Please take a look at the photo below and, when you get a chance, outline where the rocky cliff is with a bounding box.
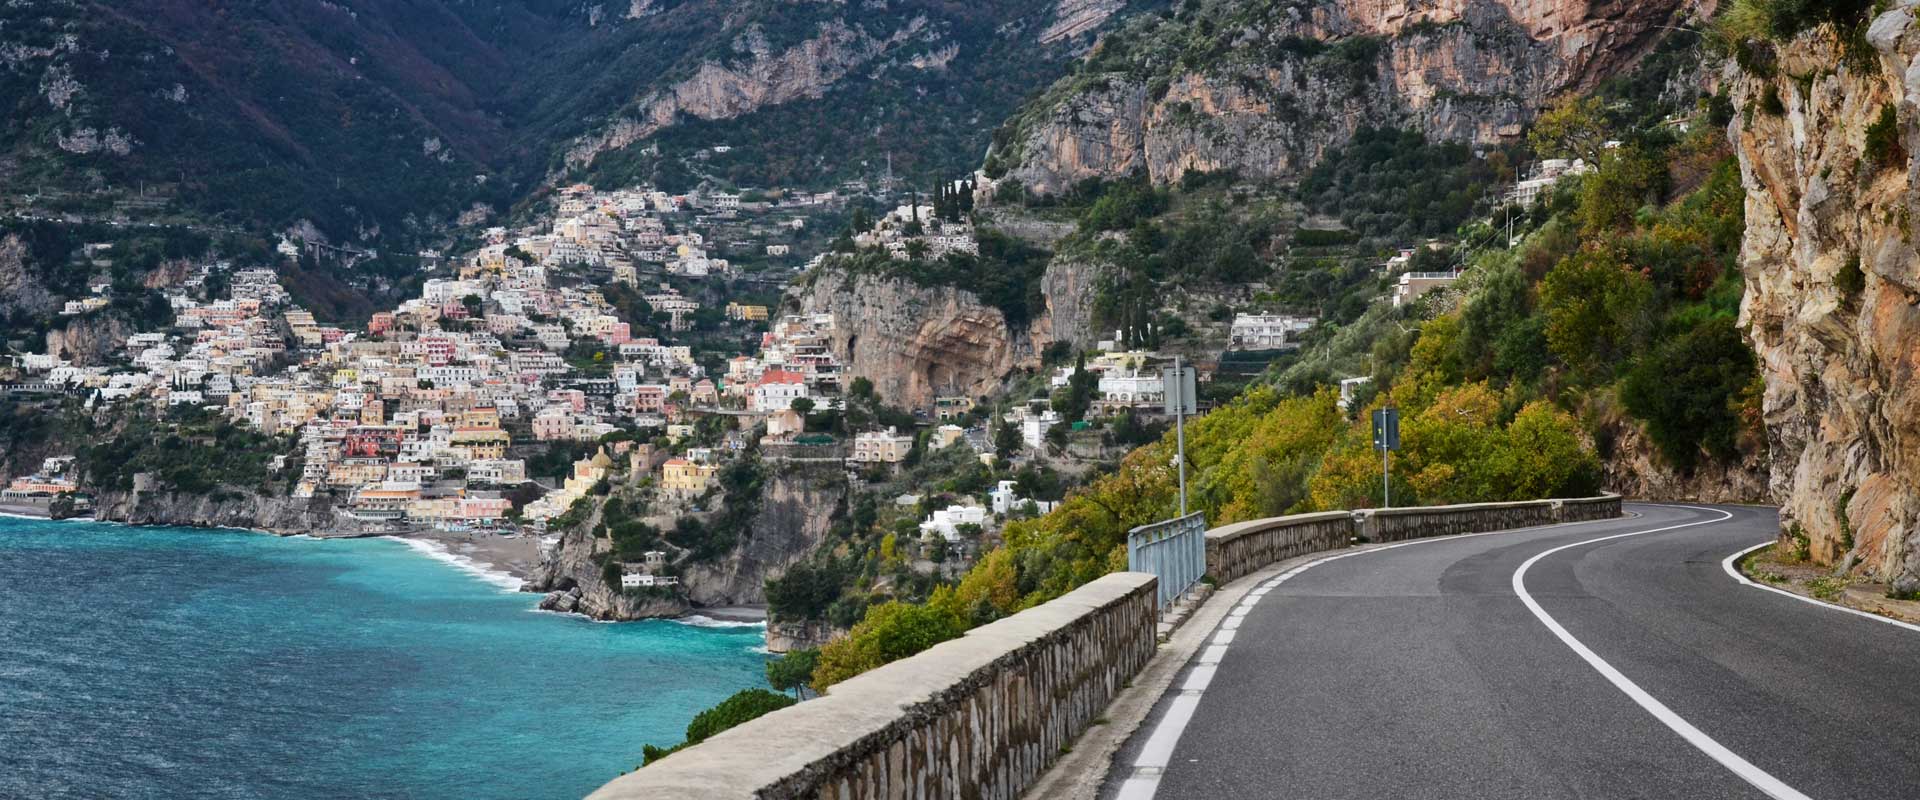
[1730,6,1920,592]
[995,0,1693,194]
[791,268,1045,409]
[90,485,338,534]
[1598,417,1770,504]
[679,464,845,607]
[564,18,933,167]
[526,465,846,620]
[46,314,135,367]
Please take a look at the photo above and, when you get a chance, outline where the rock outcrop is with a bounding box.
[525,465,846,621]
[90,484,338,533]
[1730,7,1920,590]
[998,0,1691,194]
[565,19,932,167]
[0,234,56,318]
[791,269,1045,409]
[46,313,134,367]
[765,620,847,653]
[1599,420,1770,504]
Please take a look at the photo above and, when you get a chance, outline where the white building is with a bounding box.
[1229,313,1316,350]
[989,480,1059,516]
[920,504,988,542]
[1022,409,1061,451]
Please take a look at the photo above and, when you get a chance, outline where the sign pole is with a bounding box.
[1174,355,1187,517]
[1372,407,1398,509]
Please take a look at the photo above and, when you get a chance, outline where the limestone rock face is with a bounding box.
[566,18,929,167]
[1042,0,1127,43]
[90,487,337,534]
[678,465,844,607]
[1731,8,1920,589]
[46,314,134,367]
[1002,0,1689,194]
[525,466,845,620]
[791,269,1040,409]
[0,235,55,319]
[765,619,847,653]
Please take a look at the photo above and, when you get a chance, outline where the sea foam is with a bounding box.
[385,536,524,592]
[676,614,767,629]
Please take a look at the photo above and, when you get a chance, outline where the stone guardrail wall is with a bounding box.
[590,572,1159,800]
[1205,495,1622,583]
[1205,511,1354,585]
[590,495,1620,799]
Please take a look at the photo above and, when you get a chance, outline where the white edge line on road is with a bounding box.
[1114,508,1649,800]
[1512,505,1814,800]
[1721,541,1920,634]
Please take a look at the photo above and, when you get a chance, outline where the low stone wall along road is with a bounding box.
[1106,504,1920,800]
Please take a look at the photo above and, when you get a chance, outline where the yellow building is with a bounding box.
[725,302,769,322]
[450,428,511,461]
[661,458,719,496]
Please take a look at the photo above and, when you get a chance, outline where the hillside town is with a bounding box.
[2,179,1228,592]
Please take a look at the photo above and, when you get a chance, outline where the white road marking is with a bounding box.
[1721,541,1920,634]
[1513,505,1814,800]
[1115,507,1650,800]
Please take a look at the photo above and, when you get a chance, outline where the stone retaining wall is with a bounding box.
[1204,494,1622,579]
[1204,511,1353,585]
[590,572,1159,800]
[1556,494,1622,524]
[1354,500,1563,543]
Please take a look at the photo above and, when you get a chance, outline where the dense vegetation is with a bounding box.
[75,407,293,497]
[1298,127,1515,240]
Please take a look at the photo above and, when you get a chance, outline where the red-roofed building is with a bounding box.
[750,369,808,413]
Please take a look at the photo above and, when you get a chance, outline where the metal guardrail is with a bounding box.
[1128,512,1207,609]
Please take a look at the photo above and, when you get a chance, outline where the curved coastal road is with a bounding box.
[1106,504,1920,800]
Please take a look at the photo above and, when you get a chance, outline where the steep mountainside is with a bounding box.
[1730,5,1920,592]
[0,0,535,237]
[987,0,1694,194]
[1,0,1144,242]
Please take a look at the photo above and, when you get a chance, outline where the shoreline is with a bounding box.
[0,512,769,627]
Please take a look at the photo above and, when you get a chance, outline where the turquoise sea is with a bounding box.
[0,517,767,800]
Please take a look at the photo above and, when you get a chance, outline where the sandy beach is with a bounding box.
[390,529,547,589]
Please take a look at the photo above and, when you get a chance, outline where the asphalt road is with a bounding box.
[1105,504,1920,800]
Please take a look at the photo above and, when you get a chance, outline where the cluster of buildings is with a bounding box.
[853,202,979,260]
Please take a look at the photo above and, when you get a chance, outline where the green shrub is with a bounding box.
[1759,85,1786,116]
[641,689,797,765]
[1864,105,1904,172]
[1619,318,1757,471]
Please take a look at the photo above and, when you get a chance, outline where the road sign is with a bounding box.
[1372,407,1399,508]
[1162,366,1197,416]
[1372,408,1400,451]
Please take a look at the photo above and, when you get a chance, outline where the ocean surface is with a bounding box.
[0,517,767,800]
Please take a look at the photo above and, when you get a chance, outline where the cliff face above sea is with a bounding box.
[995,0,1693,194]
[526,465,845,621]
[1730,7,1920,591]
[89,485,337,534]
